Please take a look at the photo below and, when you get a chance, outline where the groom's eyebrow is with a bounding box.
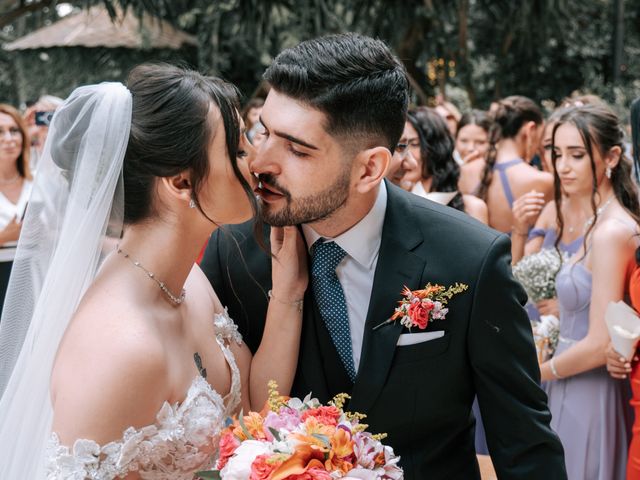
[260,116,319,150]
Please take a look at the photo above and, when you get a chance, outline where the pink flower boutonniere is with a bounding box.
[374,282,469,331]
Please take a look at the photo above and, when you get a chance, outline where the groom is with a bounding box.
[201,33,566,479]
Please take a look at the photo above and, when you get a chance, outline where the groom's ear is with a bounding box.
[354,146,391,194]
[159,172,192,206]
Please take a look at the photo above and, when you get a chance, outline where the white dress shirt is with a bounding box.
[302,182,387,372]
[0,180,32,263]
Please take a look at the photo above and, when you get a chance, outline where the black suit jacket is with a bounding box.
[201,181,566,480]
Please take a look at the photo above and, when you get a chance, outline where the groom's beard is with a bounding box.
[258,170,351,227]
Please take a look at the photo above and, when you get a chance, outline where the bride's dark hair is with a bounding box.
[123,63,256,225]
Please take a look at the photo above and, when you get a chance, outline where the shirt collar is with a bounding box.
[302,181,387,269]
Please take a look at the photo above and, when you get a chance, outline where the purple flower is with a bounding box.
[262,407,302,440]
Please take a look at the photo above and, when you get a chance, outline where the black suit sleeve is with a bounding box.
[468,234,567,478]
[200,223,272,354]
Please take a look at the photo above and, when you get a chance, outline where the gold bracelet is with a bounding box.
[268,290,304,313]
[550,357,564,379]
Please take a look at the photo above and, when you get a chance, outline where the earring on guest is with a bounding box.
[605,166,612,179]
[189,198,196,209]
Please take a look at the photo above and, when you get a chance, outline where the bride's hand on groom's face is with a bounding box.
[270,226,308,301]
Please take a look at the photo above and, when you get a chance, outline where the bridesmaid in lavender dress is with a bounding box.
[539,105,640,480]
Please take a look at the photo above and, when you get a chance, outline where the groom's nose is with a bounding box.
[249,135,281,176]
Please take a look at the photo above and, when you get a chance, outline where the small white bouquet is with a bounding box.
[513,248,564,361]
[532,315,560,363]
[512,248,563,303]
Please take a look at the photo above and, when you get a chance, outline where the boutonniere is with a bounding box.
[373,282,469,331]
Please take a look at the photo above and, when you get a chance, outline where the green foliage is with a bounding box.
[2,0,639,112]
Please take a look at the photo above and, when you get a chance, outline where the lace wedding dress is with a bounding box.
[45,310,242,480]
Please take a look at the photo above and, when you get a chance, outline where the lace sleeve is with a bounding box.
[213,308,243,345]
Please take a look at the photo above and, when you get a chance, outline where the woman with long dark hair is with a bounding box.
[0,64,307,478]
[405,107,488,223]
[542,104,638,480]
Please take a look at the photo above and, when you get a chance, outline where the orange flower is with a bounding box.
[245,411,268,440]
[412,285,443,299]
[301,406,341,426]
[270,444,326,480]
[231,411,268,441]
[325,428,355,473]
[303,416,336,437]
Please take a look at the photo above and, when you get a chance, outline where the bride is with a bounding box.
[0,64,307,478]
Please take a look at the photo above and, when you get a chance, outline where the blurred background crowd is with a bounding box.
[3,1,640,479]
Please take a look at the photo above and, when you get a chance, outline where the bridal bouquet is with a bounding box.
[513,248,564,361]
[198,382,403,480]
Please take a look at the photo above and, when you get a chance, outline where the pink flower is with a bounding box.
[216,431,240,470]
[301,406,341,426]
[263,407,302,440]
[250,453,282,480]
[430,301,448,320]
[287,467,333,480]
[407,301,429,329]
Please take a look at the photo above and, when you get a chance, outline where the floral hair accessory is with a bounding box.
[373,282,468,331]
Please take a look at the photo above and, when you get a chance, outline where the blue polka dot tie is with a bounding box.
[311,240,356,382]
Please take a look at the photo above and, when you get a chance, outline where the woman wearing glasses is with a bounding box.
[403,107,488,224]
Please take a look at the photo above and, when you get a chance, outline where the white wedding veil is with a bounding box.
[0,82,132,477]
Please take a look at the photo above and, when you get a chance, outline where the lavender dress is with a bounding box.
[546,261,632,480]
[524,228,583,322]
[475,228,582,455]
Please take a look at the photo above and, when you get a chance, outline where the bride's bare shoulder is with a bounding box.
[50,281,171,446]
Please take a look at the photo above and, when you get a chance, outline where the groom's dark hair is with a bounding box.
[263,33,409,152]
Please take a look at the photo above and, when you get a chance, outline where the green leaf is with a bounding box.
[195,471,221,480]
[238,411,254,440]
[268,426,281,442]
[311,433,330,446]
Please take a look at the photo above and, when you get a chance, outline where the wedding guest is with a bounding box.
[0,104,32,314]
[605,96,640,479]
[457,110,493,194]
[23,95,63,171]
[476,96,554,234]
[404,107,488,223]
[541,104,638,480]
[242,97,264,143]
[434,97,461,137]
[385,130,419,191]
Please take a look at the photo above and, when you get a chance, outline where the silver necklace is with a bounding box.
[566,195,615,234]
[583,195,615,232]
[116,246,186,306]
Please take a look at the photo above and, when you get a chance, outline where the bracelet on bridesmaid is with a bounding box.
[268,290,304,313]
[550,357,564,379]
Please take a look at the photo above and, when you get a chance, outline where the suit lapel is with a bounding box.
[350,182,426,413]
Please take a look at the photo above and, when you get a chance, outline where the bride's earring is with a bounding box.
[189,198,196,209]
[605,166,612,179]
